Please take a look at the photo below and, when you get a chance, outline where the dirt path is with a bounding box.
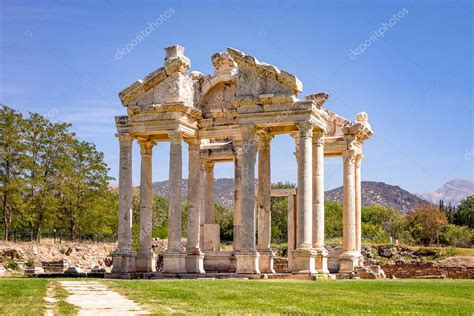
[59,280,147,315]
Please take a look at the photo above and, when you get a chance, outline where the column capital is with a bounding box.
[256,129,274,148]
[242,126,257,141]
[203,160,214,173]
[116,133,133,147]
[312,129,325,146]
[297,121,314,138]
[168,131,183,144]
[138,140,155,156]
[355,153,363,166]
[186,138,201,151]
[343,149,357,166]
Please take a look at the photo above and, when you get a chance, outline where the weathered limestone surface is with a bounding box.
[257,130,275,273]
[136,140,156,272]
[112,45,373,276]
[163,131,186,273]
[312,130,329,274]
[186,139,204,273]
[112,134,135,273]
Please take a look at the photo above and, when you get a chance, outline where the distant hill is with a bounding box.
[325,181,430,213]
[421,179,474,206]
[150,179,429,213]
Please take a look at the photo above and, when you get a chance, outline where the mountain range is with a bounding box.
[419,179,474,206]
[149,178,472,213]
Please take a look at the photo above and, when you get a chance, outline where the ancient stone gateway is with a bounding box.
[112,45,373,276]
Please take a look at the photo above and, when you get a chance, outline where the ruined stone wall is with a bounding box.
[382,262,474,279]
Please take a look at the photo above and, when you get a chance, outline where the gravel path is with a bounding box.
[59,280,147,315]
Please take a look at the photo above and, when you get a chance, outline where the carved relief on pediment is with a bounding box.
[200,81,237,118]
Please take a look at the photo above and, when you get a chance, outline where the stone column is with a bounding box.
[287,193,297,272]
[355,153,363,266]
[185,139,205,273]
[233,141,243,252]
[162,131,186,273]
[312,130,329,274]
[236,127,260,274]
[292,122,316,274]
[202,161,220,251]
[340,149,358,273]
[135,140,156,272]
[256,130,275,273]
[112,133,136,273]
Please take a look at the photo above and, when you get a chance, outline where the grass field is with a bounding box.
[109,279,474,315]
[0,278,47,315]
[0,278,473,315]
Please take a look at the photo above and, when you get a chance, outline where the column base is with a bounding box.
[314,247,330,274]
[291,248,317,274]
[356,252,364,267]
[235,250,260,274]
[162,252,186,273]
[339,251,358,273]
[112,250,136,273]
[202,224,220,251]
[257,249,275,273]
[185,252,205,273]
[135,251,156,272]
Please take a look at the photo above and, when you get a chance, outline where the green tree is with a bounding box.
[270,182,295,243]
[56,139,113,239]
[0,105,28,240]
[454,195,474,228]
[405,205,448,245]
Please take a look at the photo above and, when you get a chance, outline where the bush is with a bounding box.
[5,259,19,271]
[440,224,473,247]
[405,205,448,245]
[362,223,389,243]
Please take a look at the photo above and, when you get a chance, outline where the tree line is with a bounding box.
[0,105,117,241]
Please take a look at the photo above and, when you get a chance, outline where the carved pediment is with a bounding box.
[118,45,193,108]
[227,47,302,105]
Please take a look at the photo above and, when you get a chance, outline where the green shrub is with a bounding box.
[440,224,473,247]
[362,223,389,243]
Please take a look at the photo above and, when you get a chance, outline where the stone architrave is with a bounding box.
[162,131,186,273]
[256,130,275,273]
[292,122,316,274]
[312,130,329,274]
[112,133,136,273]
[235,127,260,274]
[135,140,156,272]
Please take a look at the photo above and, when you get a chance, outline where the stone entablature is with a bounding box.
[112,45,373,276]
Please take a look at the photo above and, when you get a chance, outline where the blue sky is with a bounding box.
[1,0,472,193]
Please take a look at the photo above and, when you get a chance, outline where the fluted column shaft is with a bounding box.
[233,142,243,252]
[117,134,133,253]
[240,127,257,252]
[138,140,155,256]
[343,149,357,254]
[355,154,362,254]
[296,122,313,250]
[204,162,215,224]
[186,140,202,254]
[257,131,272,251]
[167,132,184,253]
[312,131,325,249]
